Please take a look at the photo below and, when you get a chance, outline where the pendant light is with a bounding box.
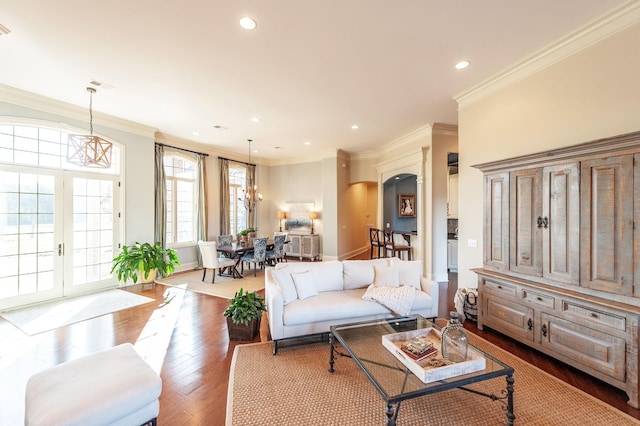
[67,87,113,168]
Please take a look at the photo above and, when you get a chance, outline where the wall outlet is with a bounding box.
[467,239,478,248]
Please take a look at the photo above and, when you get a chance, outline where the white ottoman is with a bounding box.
[25,343,162,426]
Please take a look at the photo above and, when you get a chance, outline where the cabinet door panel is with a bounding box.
[543,163,580,285]
[540,313,625,382]
[482,294,534,342]
[510,169,542,276]
[580,156,633,295]
[484,173,510,271]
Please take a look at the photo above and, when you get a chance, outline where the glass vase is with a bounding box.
[441,311,468,363]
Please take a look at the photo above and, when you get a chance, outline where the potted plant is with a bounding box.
[223,288,267,340]
[239,227,257,242]
[111,241,180,284]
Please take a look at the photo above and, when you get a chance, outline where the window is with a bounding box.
[164,155,196,244]
[229,163,248,235]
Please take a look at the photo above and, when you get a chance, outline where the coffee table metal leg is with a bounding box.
[505,374,515,425]
[328,333,335,373]
[385,403,397,426]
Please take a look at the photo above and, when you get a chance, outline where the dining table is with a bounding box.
[216,239,280,279]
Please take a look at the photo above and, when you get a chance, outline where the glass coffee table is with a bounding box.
[328,315,515,425]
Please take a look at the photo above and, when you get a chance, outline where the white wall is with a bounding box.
[456,20,640,288]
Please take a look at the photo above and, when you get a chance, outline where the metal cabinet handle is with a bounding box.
[527,318,533,330]
[536,297,543,302]
[590,312,599,319]
[541,323,548,337]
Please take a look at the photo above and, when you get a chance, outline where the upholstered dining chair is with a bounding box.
[383,229,412,260]
[216,234,233,258]
[240,237,268,276]
[369,228,383,259]
[266,234,286,265]
[198,241,237,283]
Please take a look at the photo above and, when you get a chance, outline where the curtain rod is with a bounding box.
[155,143,209,157]
[217,156,256,167]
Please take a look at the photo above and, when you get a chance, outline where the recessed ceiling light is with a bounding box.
[251,117,260,123]
[240,17,257,30]
[455,60,470,70]
[0,24,11,36]
[304,141,311,145]
[192,131,200,136]
[351,124,359,130]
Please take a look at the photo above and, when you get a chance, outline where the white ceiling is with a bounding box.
[0,0,626,160]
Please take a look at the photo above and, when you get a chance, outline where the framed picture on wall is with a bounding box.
[398,194,416,217]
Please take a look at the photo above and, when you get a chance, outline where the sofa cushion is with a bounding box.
[390,258,422,290]
[342,259,388,290]
[283,289,393,326]
[291,271,318,300]
[270,269,298,305]
[274,261,343,292]
[373,263,400,287]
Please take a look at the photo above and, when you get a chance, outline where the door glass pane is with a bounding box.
[0,171,56,299]
[71,177,114,286]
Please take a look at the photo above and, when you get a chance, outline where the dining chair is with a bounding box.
[273,231,289,262]
[266,234,286,265]
[240,237,268,276]
[383,229,412,260]
[217,234,233,258]
[369,228,383,259]
[198,240,237,283]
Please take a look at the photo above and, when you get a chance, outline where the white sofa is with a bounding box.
[265,258,439,353]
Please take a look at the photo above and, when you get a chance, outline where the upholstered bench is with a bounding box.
[25,343,162,426]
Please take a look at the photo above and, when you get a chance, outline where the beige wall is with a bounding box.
[457,22,640,288]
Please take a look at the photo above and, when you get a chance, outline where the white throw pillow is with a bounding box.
[271,270,298,305]
[390,258,422,290]
[373,264,400,288]
[291,271,319,300]
[343,259,389,289]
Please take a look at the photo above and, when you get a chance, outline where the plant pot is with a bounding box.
[226,317,260,341]
[138,267,157,284]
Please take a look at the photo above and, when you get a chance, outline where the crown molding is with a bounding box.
[0,84,157,138]
[378,124,433,156]
[455,0,640,107]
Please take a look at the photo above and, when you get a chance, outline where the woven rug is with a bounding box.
[0,289,154,336]
[155,269,264,299]
[227,335,640,425]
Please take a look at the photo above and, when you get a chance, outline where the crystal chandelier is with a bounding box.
[239,139,262,213]
[67,87,113,168]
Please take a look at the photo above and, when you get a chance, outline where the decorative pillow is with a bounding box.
[390,259,422,290]
[343,259,388,289]
[270,270,298,305]
[291,271,318,300]
[373,264,400,288]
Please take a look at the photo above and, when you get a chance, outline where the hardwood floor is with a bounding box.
[1,264,638,425]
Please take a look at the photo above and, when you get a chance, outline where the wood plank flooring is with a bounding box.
[1,265,638,425]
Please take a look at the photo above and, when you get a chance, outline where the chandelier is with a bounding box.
[239,139,262,213]
[67,87,113,168]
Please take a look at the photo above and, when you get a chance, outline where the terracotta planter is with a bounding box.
[226,317,260,341]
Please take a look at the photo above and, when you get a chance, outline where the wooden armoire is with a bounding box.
[473,131,640,408]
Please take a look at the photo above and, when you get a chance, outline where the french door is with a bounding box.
[0,164,120,310]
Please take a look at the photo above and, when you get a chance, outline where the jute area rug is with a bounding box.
[155,268,265,299]
[227,334,640,425]
[0,289,154,336]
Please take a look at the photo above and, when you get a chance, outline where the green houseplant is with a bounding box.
[223,288,267,340]
[111,241,180,284]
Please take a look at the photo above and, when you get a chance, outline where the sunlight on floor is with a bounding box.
[134,285,186,374]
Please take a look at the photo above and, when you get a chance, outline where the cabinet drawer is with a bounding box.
[483,280,517,297]
[540,313,625,382]
[482,294,534,342]
[522,289,554,309]
[562,302,626,332]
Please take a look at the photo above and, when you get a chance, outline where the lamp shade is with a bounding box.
[309,211,319,220]
[277,211,287,220]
